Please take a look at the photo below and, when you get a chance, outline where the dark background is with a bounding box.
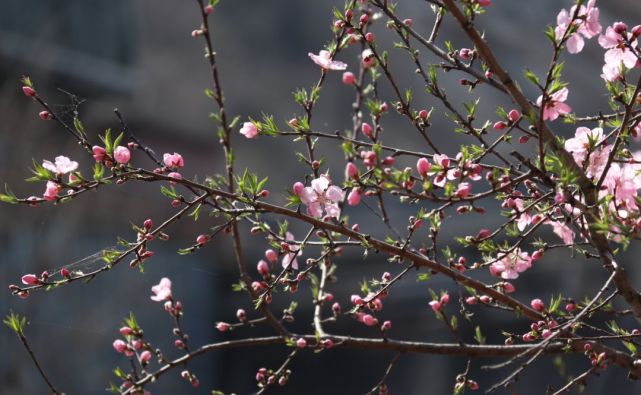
[2,1,641,394]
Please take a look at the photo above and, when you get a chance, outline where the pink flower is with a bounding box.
[163,153,184,169]
[282,232,300,270]
[347,187,362,206]
[42,156,78,175]
[113,146,131,164]
[113,339,127,353]
[530,298,545,312]
[43,181,60,201]
[361,314,378,326]
[536,87,572,121]
[308,50,347,70]
[490,249,533,280]
[361,49,376,68]
[416,157,431,176]
[167,172,182,183]
[120,326,133,336]
[150,278,172,302]
[92,146,106,162]
[342,71,356,85]
[216,322,230,332]
[139,350,152,364]
[455,182,472,199]
[555,0,601,54]
[240,122,259,139]
[296,338,307,348]
[297,175,345,219]
[21,274,39,285]
[265,249,278,264]
[564,127,611,178]
[599,25,638,69]
[22,86,36,97]
[429,300,442,312]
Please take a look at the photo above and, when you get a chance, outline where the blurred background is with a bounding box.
[2,0,641,393]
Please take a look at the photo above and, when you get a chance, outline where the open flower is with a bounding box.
[490,249,533,280]
[150,278,172,302]
[308,50,347,71]
[282,231,300,270]
[42,156,78,175]
[296,175,345,219]
[163,153,184,169]
[536,87,572,121]
[555,0,601,54]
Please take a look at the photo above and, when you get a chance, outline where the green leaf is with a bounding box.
[474,325,486,344]
[3,311,27,336]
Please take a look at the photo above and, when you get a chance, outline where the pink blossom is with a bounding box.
[347,187,361,206]
[297,175,345,219]
[120,326,133,336]
[602,163,639,214]
[361,122,373,138]
[240,122,259,139]
[196,234,209,245]
[167,172,182,183]
[113,339,127,353]
[362,49,376,68]
[490,249,533,280]
[508,109,521,122]
[216,322,230,332]
[39,111,52,120]
[536,87,572,121]
[296,338,307,348]
[361,314,378,326]
[22,86,36,97]
[92,146,106,162]
[360,150,377,168]
[455,182,472,199]
[43,181,60,201]
[281,232,300,270]
[417,157,431,176]
[150,277,172,302]
[113,146,131,164]
[163,153,184,169]
[21,274,39,285]
[564,127,610,178]
[342,71,356,85]
[345,162,359,179]
[308,50,347,71]
[139,350,152,364]
[599,25,638,69]
[265,249,278,264]
[546,220,575,245]
[429,300,442,312]
[555,0,601,54]
[42,156,78,175]
[530,298,545,312]
[257,260,270,276]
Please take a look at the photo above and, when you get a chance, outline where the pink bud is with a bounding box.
[265,249,278,263]
[361,122,373,138]
[351,295,364,305]
[365,32,375,42]
[167,172,182,183]
[322,339,334,349]
[501,282,516,293]
[191,378,200,388]
[477,228,490,239]
[403,18,413,26]
[163,152,184,169]
[120,326,134,336]
[541,329,553,339]
[477,0,491,6]
[293,182,305,196]
[359,14,369,25]
[216,322,230,332]
[468,380,480,390]
[455,182,472,199]
[508,109,521,122]
[418,109,429,120]
[530,298,545,312]
[92,146,106,162]
[139,350,152,364]
[22,86,36,97]
[632,25,641,38]
[196,234,209,245]
[531,249,544,261]
[519,136,529,144]
[239,122,259,139]
[21,274,39,285]
[459,48,472,60]
[323,293,334,302]
[132,339,143,350]
[479,295,491,304]
[112,339,127,353]
[379,102,388,112]
[361,314,377,326]
[494,121,507,130]
[429,300,442,312]
[416,157,431,176]
[439,293,450,305]
[345,162,359,180]
[257,260,270,276]
[565,303,576,312]
[613,22,628,34]
[381,320,392,331]
[39,111,52,120]
[465,296,478,305]
[296,338,307,348]
[113,146,131,164]
[191,29,203,37]
[236,309,246,321]
[60,267,71,279]
[332,302,341,314]
[347,187,362,206]
[342,71,356,85]
[143,219,153,230]
[204,4,214,14]
[485,70,494,79]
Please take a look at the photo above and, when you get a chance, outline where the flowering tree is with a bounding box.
[5,0,641,393]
